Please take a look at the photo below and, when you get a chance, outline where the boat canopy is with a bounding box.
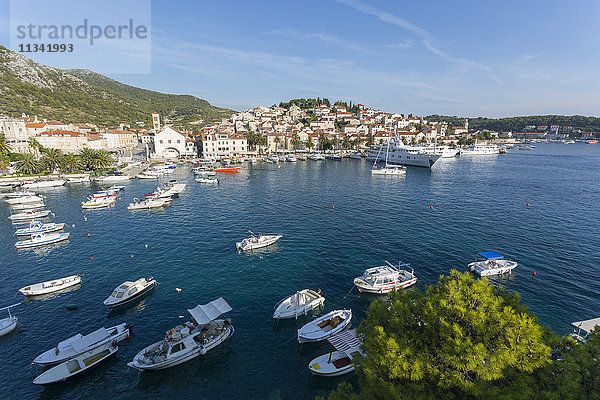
[571,317,600,333]
[188,297,232,325]
[478,251,504,260]
[327,329,362,353]
[70,328,109,352]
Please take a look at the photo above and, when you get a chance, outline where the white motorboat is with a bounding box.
[15,220,65,236]
[33,341,117,385]
[155,182,186,198]
[81,196,115,209]
[15,232,70,249]
[23,179,66,189]
[367,143,440,168]
[0,190,35,198]
[108,185,126,192]
[11,201,45,210]
[468,251,517,276]
[5,195,44,204]
[9,209,51,220]
[19,274,81,296]
[308,153,326,161]
[268,155,279,163]
[353,262,418,294]
[195,177,218,184]
[236,231,282,251]
[97,174,131,183]
[286,155,297,162]
[371,165,406,175]
[33,322,132,367]
[66,176,91,183]
[308,329,364,377]
[136,173,159,180]
[273,289,325,319]
[127,297,233,371]
[297,309,352,343]
[103,277,156,308]
[127,197,169,210]
[460,140,499,155]
[0,303,20,337]
[194,169,217,176]
[569,317,600,343]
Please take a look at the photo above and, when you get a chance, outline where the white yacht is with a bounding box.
[460,141,499,155]
[418,145,460,158]
[468,251,517,276]
[308,153,326,161]
[104,277,156,308]
[9,209,51,220]
[353,262,417,294]
[23,179,66,189]
[5,195,44,204]
[81,196,115,209]
[127,197,169,210]
[367,143,440,168]
[127,298,233,371]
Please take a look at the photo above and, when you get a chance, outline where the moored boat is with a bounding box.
[33,322,132,367]
[136,173,159,180]
[468,251,517,276]
[19,274,81,296]
[308,329,364,377]
[15,232,70,249]
[297,309,352,343]
[236,231,282,251]
[66,176,91,183]
[127,297,233,371]
[11,201,45,210]
[196,177,219,184]
[81,196,115,209]
[127,197,169,210]
[23,179,66,189]
[8,209,52,221]
[353,262,417,294]
[103,277,156,308]
[5,195,44,205]
[273,289,325,319]
[215,166,240,173]
[15,220,65,236]
[0,303,20,337]
[33,342,118,385]
[97,174,131,183]
[569,317,600,343]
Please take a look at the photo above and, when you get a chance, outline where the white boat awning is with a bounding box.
[188,297,232,325]
[327,329,362,353]
[571,317,600,333]
[71,328,109,352]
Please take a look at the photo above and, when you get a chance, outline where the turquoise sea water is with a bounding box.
[0,143,599,399]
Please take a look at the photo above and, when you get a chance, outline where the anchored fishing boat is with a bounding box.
[15,220,65,236]
[127,197,169,210]
[468,251,518,276]
[33,322,132,367]
[308,329,364,377]
[9,209,51,221]
[33,341,118,385]
[127,297,233,371]
[81,196,115,209]
[273,289,325,319]
[19,274,81,296]
[15,232,70,249]
[297,309,352,343]
[236,231,282,251]
[5,195,44,205]
[353,262,418,294]
[103,277,156,308]
[11,201,45,210]
[0,303,20,337]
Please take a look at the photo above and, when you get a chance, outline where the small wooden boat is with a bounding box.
[19,274,81,296]
[15,232,70,249]
[15,220,65,236]
[0,303,20,337]
[9,209,51,221]
[273,289,325,319]
[215,166,240,173]
[33,322,132,366]
[297,309,352,343]
[236,231,282,251]
[308,329,364,377]
[195,177,218,184]
[33,342,118,385]
[103,277,156,308]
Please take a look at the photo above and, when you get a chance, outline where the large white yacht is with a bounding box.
[418,145,460,158]
[367,143,440,168]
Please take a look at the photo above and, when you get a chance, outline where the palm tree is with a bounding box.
[62,153,82,173]
[93,150,114,171]
[78,148,96,170]
[28,138,43,157]
[291,134,301,152]
[17,153,42,175]
[41,148,63,171]
[318,133,327,152]
[305,137,315,152]
[274,136,282,153]
[0,134,11,157]
[342,137,351,151]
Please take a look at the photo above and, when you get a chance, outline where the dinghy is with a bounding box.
[19,274,81,296]
[15,220,65,236]
[15,232,70,248]
[0,303,20,337]
[297,309,352,343]
[273,289,325,319]
[468,251,518,276]
[127,297,233,371]
[33,342,117,385]
[33,322,132,366]
[103,277,156,308]
[9,209,51,220]
[236,231,282,251]
[308,329,364,377]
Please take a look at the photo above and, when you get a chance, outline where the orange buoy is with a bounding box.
[533,271,537,276]
[332,205,335,209]
[87,233,91,238]
[430,205,433,209]
[91,257,94,261]
[527,203,530,207]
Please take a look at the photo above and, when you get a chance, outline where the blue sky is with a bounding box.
[1,0,600,117]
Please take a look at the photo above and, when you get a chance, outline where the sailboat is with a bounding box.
[371,137,406,175]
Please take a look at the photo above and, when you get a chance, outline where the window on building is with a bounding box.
[159,140,163,144]
[168,140,171,144]
[177,140,180,143]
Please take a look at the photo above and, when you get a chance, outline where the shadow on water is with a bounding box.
[107,293,155,320]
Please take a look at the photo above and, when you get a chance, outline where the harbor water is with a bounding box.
[0,143,599,399]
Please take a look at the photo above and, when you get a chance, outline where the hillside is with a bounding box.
[0,46,232,127]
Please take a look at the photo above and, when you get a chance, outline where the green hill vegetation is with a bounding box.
[0,46,232,127]
[427,114,600,133]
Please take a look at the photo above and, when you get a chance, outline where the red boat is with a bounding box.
[215,167,240,173]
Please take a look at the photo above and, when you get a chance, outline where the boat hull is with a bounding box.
[19,275,81,296]
[354,277,417,294]
[309,351,356,377]
[0,317,18,337]
[297,310,352,343]
[104,281,156,308]
[15,233,70,249]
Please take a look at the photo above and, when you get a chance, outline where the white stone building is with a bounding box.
[202,132,248,159]
[154,126,187,158]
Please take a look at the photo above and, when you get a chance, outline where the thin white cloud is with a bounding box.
[519,51,547,61]
[337,0,502,84]
[264,29,367,53]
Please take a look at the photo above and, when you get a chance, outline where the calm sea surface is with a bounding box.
[1,143,599,399]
